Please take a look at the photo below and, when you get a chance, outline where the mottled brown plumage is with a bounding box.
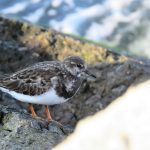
[0,56,96,122]
[0,61,61,95]
[0,56,92,98]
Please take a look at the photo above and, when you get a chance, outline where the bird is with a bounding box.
[0,56,96,122]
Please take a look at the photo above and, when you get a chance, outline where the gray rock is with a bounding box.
[54,80,150,150]
[0,105,67,150]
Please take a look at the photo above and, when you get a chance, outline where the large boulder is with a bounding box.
[54,80,150,150]
[0,104,68,150]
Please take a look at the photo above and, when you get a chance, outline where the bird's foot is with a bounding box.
[46,118,63,128]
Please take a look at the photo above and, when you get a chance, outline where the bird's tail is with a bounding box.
[0,73,10,101]
[0,74,4,87]
[0,73,9,86]
[0,77,3,87]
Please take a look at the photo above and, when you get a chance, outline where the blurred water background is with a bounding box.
[0,0,150,58]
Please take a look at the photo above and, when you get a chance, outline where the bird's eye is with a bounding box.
[77,64,82,68]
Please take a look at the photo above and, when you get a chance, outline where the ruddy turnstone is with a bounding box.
[0,56,96,122]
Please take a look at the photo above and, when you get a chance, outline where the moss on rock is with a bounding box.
[0,16,129,64]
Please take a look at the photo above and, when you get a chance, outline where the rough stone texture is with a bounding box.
[0,15,128,67]
[0,105,68,150]
[1,0,150,58]
[0,16,150,149]
[54,80,150,150]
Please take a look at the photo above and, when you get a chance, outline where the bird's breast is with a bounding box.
[55,78,81,99]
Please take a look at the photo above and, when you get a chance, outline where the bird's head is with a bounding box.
[63,56,96,79]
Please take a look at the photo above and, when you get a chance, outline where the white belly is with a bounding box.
[0,87,67,105]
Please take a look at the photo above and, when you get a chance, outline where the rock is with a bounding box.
[1,1,150,57]
[0,105,68,150]
[0,15,128,66]
[54,80,150,150]
[0,16,150,127]
[0,16,150,149]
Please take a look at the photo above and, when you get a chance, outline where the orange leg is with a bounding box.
[45,105,52,122]
[28,103,37,118]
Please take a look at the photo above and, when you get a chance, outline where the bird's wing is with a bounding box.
[0,61,62,95]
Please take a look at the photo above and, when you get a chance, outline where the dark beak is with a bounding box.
[78,69,96,80]
[84,70,96,79]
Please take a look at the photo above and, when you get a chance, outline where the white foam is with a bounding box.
[51,0,63,8]
[1,2,28,14]
[23,8,44,23]
[49,4,105,34]
[0,87,67,105]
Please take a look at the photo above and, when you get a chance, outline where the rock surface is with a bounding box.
[0,0,150,57]
[0,105,68,150]
[54,80,150,150]
[0,16,150,149]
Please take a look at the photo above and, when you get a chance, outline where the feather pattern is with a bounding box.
[0,56,92,105]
